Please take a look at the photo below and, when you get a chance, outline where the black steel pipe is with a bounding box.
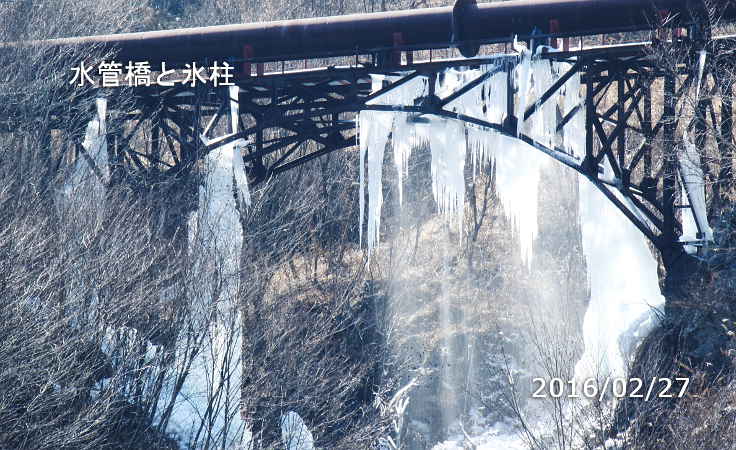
[23,0,736,64]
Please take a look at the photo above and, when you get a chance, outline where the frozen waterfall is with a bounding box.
[574,176,665,382]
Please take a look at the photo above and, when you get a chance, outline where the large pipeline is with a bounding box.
[16,0,736,64]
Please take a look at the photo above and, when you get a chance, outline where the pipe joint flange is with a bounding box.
[452,0,479,58]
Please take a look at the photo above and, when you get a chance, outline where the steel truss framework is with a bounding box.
[72,37,734,258]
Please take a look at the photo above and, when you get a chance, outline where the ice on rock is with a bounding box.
[385,76,429,206]
[515,49,533,137]
[574,176,665,382]
[281,411,315,450]
[696,50,707,101]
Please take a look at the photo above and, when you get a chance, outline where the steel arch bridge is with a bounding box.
[5,0,736,282]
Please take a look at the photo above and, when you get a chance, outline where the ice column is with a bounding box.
[173,86,250,448]
[61,97,109,222]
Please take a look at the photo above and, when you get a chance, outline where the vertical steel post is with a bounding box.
[718,75,734,206]
[643,76,652,178]
[662,73,677,246]
[585,68,595,177]
[618,69,626,170]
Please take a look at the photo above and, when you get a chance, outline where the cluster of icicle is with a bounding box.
[357,48,669,389]
[358,47,584,267]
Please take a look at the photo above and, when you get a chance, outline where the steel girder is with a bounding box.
[52,37,733,254]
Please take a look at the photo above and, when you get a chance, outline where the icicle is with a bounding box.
[367,73,428,107]
[695,50,707,101]
[197,141,244,295]
[491,134,546,267]
[358,112,365,247]
[529,58,557,148]
[487,67,508,125]
[75,98,109,186]
[175,133,247,446]
[428,118,467,230]
[359,58,555,265]
[515,49,533,137]
[61,97,109,225]
[359,109,392,255]
[228,85,251,208]
[229,85,240,133]
[443,67,486,121]
[388,76,429,206]
[467,65,507,179]
[569,96,664,385]
[392,113,413,206]
[443,65,497,180]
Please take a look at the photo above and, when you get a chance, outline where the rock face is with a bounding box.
[611,247,736,445]
[661,249,734,372]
